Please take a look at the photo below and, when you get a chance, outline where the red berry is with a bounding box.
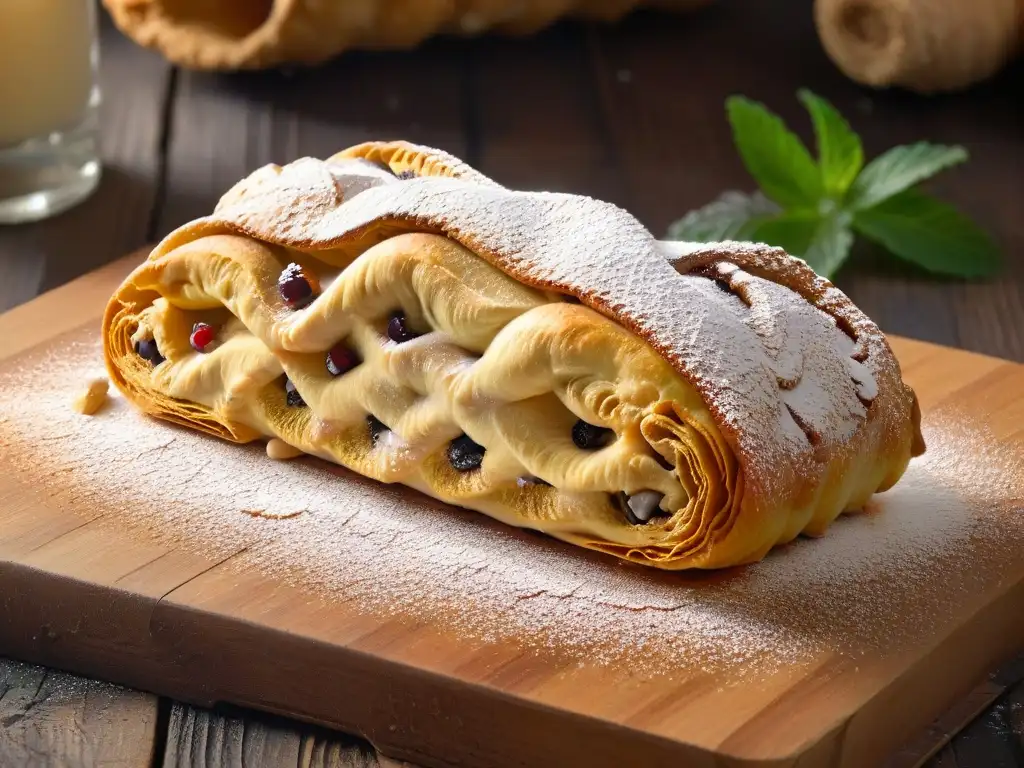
[190,322,216,352]
[326,343,360,376]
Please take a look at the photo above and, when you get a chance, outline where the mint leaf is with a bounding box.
[747,214,818,256]
[726,96,823,209]
[804,216,855,278]
[747,213,854,278]
[665,191,779,242]
[669,91,1000,282]
[797,89,863,198]
[847,143,968,210]
[853,189,1000,277]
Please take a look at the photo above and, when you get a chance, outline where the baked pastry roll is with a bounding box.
[103,141,925,570]
[102,0,713,71]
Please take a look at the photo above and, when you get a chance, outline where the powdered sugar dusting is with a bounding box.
[180,142,917,506]
[1,332,1021,684]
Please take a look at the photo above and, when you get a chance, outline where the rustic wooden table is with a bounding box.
[1,3,1021,766]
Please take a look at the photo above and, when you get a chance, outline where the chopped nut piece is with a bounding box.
[72,377,109,415]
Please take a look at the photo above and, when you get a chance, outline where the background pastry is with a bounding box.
[101,0,713,70]
[815,0,1022,93]
[103,141,925,570]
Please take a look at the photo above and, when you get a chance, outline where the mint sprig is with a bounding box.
[799,89,862,197]
[726,96,823,209]
[665,191,778,242]
[847,143,967,210]
[667,89,1000,279]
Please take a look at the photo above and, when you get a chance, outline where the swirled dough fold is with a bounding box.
[103,141,924,570]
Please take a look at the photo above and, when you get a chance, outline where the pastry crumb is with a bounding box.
[72,377,109,415]
[266,438,304,461]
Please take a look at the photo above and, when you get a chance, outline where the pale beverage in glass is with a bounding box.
[0,0,101,224]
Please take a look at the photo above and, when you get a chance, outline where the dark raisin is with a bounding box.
[572,419,614,450]
[367,415,388,445]
[278,263,319,309]
[397,169,417,180]
[447,435,485,472]
[134,339,164,365]
[326,343,360,376]
[284,377,305,407]
[387,311,419,343]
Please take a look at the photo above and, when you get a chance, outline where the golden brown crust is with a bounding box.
[102,0,714,71]
[204,143,919,501]
[102,141,924,570]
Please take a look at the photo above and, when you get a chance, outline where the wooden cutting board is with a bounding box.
[1,254,1022,768]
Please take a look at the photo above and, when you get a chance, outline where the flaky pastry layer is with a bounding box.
[103,141,924,569]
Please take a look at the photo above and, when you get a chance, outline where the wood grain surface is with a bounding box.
[161,704,413,768]
[0,659,158,768]
[0,258,1022,768]
[0,2,1021,767]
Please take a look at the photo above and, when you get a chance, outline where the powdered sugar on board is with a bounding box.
[1,331,1021,683]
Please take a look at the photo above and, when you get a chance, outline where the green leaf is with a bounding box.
[797,89,863,198]
[804,216,855,278]
[847,142,968,210]
[726,96,824,209]
[665,191,779,242]
[746,213,819,256]
[747,213,854,278]
[853,189,1000,277]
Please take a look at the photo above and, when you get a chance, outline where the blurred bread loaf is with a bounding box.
[103,0,712,71]
[815,0,1023,92]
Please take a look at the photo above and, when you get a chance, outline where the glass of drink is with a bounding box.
[0,0,101,224]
